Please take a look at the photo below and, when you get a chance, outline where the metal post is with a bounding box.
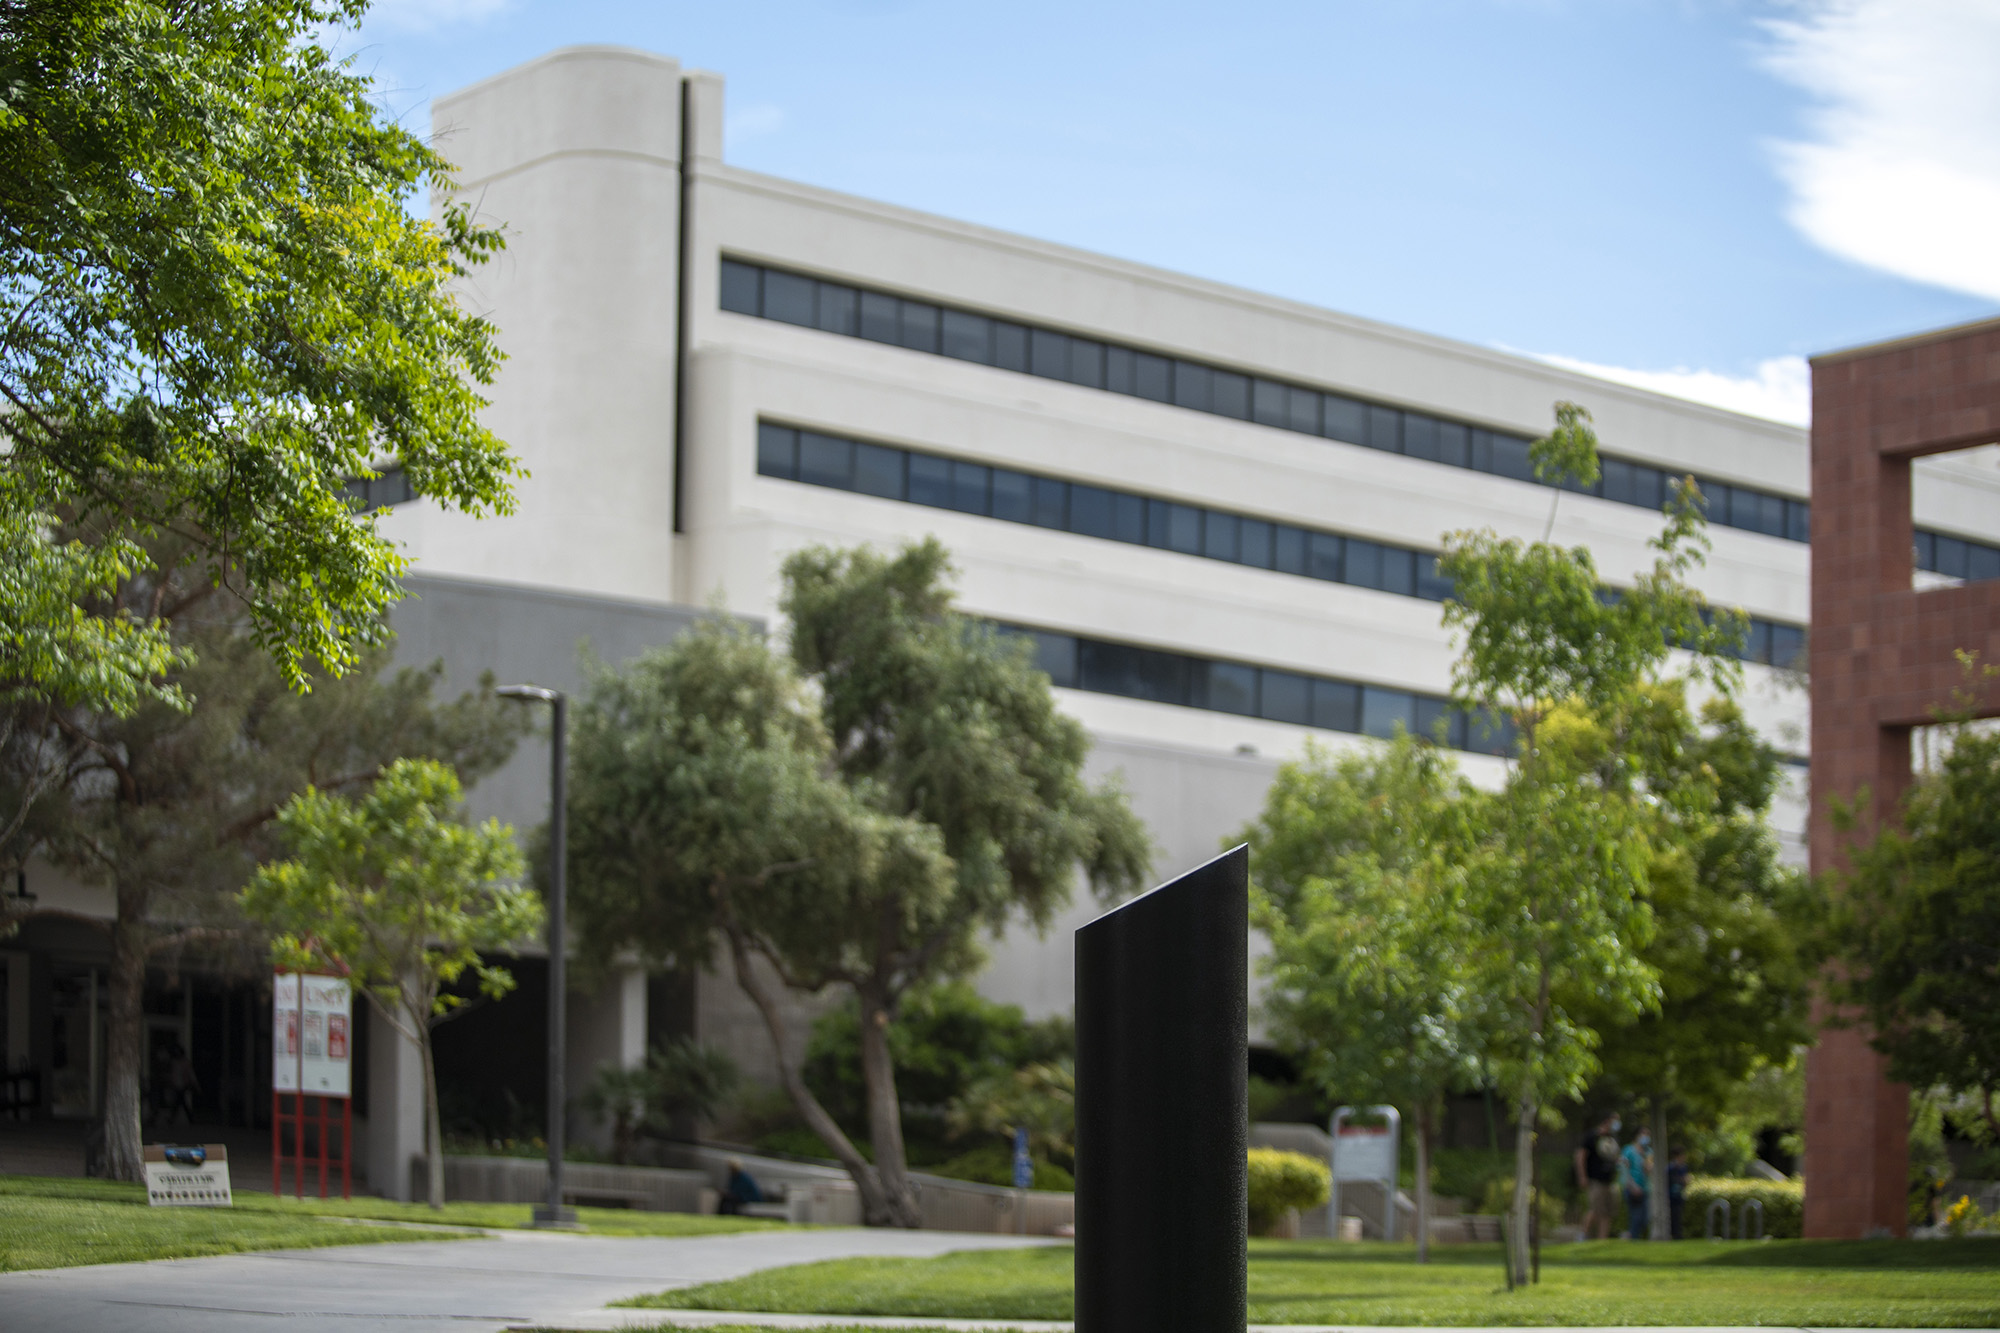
[544,693,570,1226]
[294,975,304,1200]
[499,685,577,1228]
[1075,845,1247,1333]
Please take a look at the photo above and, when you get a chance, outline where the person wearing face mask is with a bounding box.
[1619,1128,1653,1240]
[1575,1113,1622,1240]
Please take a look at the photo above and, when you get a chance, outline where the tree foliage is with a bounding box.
[1438,402,1745,1278]
[0,505,180,721]
[242,758,540,1208]
[1244,733,1486,1260]
[11,551,525,1182]
[1585,698,1813,1153]
[1827,703,2000,1143]
[804,980,1073,1146]
[579,1038,740,1166]
[948,1058,1077,1170]
[563,613,958,1224]
[566,541,1149,1225]
[0,0,518,706]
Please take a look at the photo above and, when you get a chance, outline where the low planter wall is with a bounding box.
[415,1147,1075,1235]
[411,1155,713,1213]
[666,1143,1075,1235]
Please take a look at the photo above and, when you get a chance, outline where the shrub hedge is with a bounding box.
[1684,1176,1803,1239]
[1248,1148,1331,1236]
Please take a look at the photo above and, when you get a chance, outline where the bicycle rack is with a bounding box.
[1741,1198,1764,1241]
[1706,1198,1731,1239]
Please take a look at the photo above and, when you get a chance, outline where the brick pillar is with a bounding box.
[1805,317,2000,1238]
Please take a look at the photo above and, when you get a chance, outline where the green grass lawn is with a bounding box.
[0,1173,778,1272]
[622,1235,2000,1327]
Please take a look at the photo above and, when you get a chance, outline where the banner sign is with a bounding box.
[273,973,352,1098]
[143,1143,233,1207]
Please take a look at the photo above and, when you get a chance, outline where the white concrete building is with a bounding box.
[11,44,2000,1198]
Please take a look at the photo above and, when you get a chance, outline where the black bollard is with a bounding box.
[1075,844,1247,1333]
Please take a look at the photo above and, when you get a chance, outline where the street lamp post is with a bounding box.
[496,684,576,1228]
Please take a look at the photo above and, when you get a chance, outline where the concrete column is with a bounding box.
[422,46,686,604]
[362,1002,425,1201]
[565,966,647,1153]
[1,950,29,1074]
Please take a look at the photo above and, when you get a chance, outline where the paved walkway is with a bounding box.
[2,1225,1977,1333]
[0,1226,1054,1333]
[594,1323,1981,1333]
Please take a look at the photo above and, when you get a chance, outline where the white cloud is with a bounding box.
[1761,0,2000,300]
[1537,353,1811,427]
[726,104,787,151]
[362,0,516,34]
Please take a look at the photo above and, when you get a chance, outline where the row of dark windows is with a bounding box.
[721,258,2000,575]
[992,622,1517,758]
[757,421,1452,600]
[756,420,1808,670]
[341,466,415,511]
[1915,528,2000,584]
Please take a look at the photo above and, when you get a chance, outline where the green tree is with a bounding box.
[0,0,517,708]
[1825,689,2000,1147]
[1440,402,1744,1281]
[778,539,1150,1225]
[566,545,1150,1226]
[580,1038,739,1166]
[0,506,179,719]
[804,980,1073,1153]
[947,1058,1078,1171]
[562,615,957,1225]
[242,758,540,1209]
[1245,733,1488,1261]
[1584,697,1813,1235]
[20,557,525,1182]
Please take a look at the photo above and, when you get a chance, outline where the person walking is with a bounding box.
[1574,1114,1621,1240]
[1619,1128,1653,1240]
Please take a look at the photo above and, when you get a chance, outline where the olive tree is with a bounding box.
[568,542,1150,1226]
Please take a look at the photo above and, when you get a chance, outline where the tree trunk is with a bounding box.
[1509,1093,1536,1286]
[856,983,922,1228]
[1650,1100,1669,1242]
[1414,1101,1433,1265]
[102,903,149,1183]
[723,926,896,1224]
[419,1021,444,1210]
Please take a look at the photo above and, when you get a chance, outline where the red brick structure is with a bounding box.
[1805,317,2000,1238]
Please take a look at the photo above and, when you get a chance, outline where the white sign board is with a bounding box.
[1330,1104,1403,1242]
[273,973,352,1097]
[143,1143,233,1207]
[1332,1126,1396,1181]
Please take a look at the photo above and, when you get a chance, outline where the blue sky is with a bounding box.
[342,0,2000,426]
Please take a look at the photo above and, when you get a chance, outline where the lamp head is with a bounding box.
[495,684,561,704]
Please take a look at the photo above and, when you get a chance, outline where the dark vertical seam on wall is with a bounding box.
[671,77,694,534]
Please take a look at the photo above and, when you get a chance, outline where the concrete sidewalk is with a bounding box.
[587,1321,1983,1333]
[0,1226,1055,1333]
